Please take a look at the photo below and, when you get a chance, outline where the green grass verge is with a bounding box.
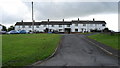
[0,35,2,67]
[2,34,61,66]
[88,33,119,50]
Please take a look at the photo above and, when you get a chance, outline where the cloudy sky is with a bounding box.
[0,0,119,31]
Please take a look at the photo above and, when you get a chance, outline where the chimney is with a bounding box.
[93,18,95,21]
[48,19,49,22]
[63,19,64,22]
[78,18,79,21]
[33,20,35,22]
[21,20,23,22]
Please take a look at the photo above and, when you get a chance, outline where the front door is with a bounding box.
[64,28,71,34]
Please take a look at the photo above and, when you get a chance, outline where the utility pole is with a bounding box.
[48,19,49,32]
[32,2,34,32]
[63,19,65,33]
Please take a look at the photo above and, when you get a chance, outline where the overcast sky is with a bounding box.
[0,0,119,31]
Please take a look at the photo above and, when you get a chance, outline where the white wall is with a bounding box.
[15,23,106,32]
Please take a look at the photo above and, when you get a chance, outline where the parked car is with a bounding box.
[7,30,19,34]
[18,30,28,34]
[0,31,7,34]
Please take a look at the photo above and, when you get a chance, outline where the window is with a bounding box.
[36,25,39,28]
[44,25,46,27]
[90,24,93,26]
[29,25,31,28]
[75,24,78,26]
[83,24,86,26]
[102,24,105,26]
[95,24,97,26]
[75,29,78,32]
[59,29,62,32]
[67,25,70,27]
[22,25,25,28]
[52,25,54,27]
[59,24,62,27]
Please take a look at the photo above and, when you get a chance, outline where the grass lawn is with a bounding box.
[2,34,61,66]
[88,33,119,50]
[0,35,2,67]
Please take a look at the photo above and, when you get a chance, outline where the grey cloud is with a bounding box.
[2,2,118,25]
[2,11,24,24]
[25,2,118,20]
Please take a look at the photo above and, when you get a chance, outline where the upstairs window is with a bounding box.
[83,24,86,26]
[36,25,39,28]
[52,25,54,27]
[29,25,31,28]
[90,24,93,26]
[44,25,46,27]
[59,24,62,27]
[22,25,25,28]
[67,25,70,27]
[75,24,78,26]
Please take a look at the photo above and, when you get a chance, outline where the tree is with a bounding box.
[8,26,15,31]
[103,28,111,32]
[2,26,7,31]
[44,28,49,33]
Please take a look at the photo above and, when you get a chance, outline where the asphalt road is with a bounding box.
[36,34,118,66]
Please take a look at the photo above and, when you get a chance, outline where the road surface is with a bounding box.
[35,34,118,66]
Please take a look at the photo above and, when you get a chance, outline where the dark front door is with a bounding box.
[64,28,71,34]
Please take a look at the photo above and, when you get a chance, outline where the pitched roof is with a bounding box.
[15,22,41,25]
[41,21,71,25]
[15,21,72,25]
[72,20,106,24]
[0,24,3,26]
[15,20,106,25]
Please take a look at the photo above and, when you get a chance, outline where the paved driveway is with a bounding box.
[36,34,118,66]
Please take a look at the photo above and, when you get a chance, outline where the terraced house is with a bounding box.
[15,18,106,33]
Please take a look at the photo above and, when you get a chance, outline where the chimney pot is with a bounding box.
[33,20,35,22]
[78,18,79,21]
[48,19,49,22]
[21,20,23,22]
[93,18,95,21]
